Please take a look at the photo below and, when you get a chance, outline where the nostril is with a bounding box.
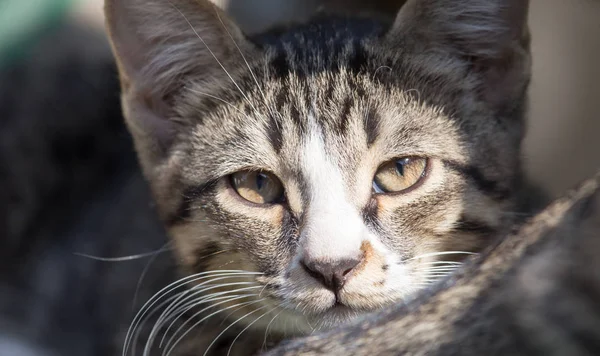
[301,256,363,292]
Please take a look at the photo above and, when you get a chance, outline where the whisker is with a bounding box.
[164,299,266,356]
[74,245,171,262]
[152,295,254,356]
[133,242,173,310]
[160,273,255,318]
[262,306,285,351]
[123,270,261,356]
[227,306,278,356]
[202,303,268,356]
[184,88,254,121]
[130,293,186,356]
[167,1,257,112]
[414,266,462,273]
[158,284,262,344]
[128,275,251,353]
[159,292,260,353]
[218,293,267,327]
[407,251,478,261]
[214,10,276,124]
[415,261,464,266]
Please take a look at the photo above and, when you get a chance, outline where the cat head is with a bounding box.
[106,0,530,333]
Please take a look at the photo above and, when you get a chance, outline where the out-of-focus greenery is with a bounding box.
[0,0,73,67]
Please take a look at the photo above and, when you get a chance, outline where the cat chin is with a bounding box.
[305,304,369,331]
[274,302,376,333]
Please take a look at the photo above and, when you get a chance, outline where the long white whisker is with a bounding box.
[167,1,257,112]
[159,292,259,353]
[153,295,253,356]
[127,272,259,355]
[132,242,173,310]
[158,285,262,346]
[130,292,185,356]
[262,307,284,351]
[133,282,259,356]
[415,261,464,266]
[214,10,275,124]
[227,306,278,356]
[202,303,268,356]
[184,88,254,121]
[74,245,171,262]
[158,279,258,329]
[407,251,478,261]
[414,267,462,272]
[164,299,265,356]
[123,271,261,356]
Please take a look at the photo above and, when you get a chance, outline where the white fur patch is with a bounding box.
[299,113,365,261]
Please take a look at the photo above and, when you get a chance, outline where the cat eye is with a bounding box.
[230,171,285,205]
[373,157,428,194]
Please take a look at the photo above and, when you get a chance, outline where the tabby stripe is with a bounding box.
[192,241,222,273]
[270,51,289,79]
[348,44,367,73]
[266,115,284,153]
[362,198,381,229]
[455,216,497,236]
[337,96,353,134]
[444,160,511,200]
[166,181,218,227]
[364,105,380,147]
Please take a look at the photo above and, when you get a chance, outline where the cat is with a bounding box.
[267,172,600,356]
[104,0,536,355]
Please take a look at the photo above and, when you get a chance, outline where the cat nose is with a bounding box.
[301,257,362,292]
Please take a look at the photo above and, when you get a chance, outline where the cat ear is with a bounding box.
[387,0,530,112]
[104,0,254,168]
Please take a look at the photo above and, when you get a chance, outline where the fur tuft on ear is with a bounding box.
[104,0,255,175]
[388,0,530,113]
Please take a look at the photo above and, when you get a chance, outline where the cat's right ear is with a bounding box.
[104,0,255,169]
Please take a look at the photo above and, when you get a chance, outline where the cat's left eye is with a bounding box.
[373,157,428,194]
[230,170,285,205]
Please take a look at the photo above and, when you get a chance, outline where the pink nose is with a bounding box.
[301,257,362,292]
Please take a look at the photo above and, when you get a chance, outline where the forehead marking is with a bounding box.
[299,112,364,260]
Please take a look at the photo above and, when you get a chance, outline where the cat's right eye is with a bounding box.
[230,171,285,205]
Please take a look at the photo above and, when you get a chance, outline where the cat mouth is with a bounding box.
[306,303,365,330]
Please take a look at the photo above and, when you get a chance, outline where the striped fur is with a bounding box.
[105,0,533,354]
[267,172,600,356]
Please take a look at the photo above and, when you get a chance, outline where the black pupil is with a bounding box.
[395,158,410,176]
[256,173,267,191]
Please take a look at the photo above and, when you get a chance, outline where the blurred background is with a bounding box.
[67,0,600,197]
[0,0,598,355]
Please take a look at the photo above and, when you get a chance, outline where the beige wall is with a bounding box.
[72,0,600,197]
[527,0,600,196]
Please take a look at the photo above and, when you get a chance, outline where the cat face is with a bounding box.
[106,0,530,334]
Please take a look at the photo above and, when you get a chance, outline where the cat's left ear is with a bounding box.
[387,0,530,113]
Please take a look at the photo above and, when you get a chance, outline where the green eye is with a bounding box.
[230,171,285,204]
[373,157,428,194]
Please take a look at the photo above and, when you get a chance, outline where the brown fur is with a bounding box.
[267,171,600,356]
